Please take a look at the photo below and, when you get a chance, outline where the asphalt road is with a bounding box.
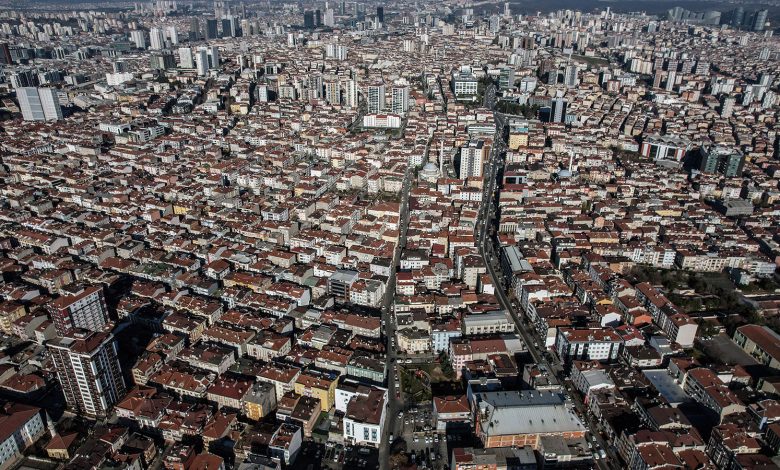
[476,111,619,470]
[377,109,620,469]
[483,83,497,110]
[378,167,412,469]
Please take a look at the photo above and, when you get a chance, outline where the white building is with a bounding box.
[269,423,302,465]
[323,8,335,27]
[367,83,386,113]
[178,47,194,68]
[0,405,45,469]
[564,64,578,87]
[324,80,341,105]
[196,48,209,76]
[431,322,461,354]
[256,84,269,102]
[106,72,134,86]
[664,313,698,349]
[519,76,537,92]
[344,79,358,108]
[452,66,479,100]
[362,113,401,129]
[349,279,385,307]
[17,87,62,122]
[459,139,487,179]
[39,88,62,121]
[343,388,386,447]
[325,44,347,60]
[555,328,623,364]
[149,27,165,50]
[48,331,126,417]
[98,123,131,135]
[391,83,409,115]
[167,25,179,45]
[208,46,220,68]
[130,30,147,49]
[640,134,691,162]
[570,364,615,403]
[48,285,109,335]
[462,310,514,336]
[397,328,431,354]
[335,379,386,413]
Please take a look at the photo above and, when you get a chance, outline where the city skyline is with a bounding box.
[0,1,778,470]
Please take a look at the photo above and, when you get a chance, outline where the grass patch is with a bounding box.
[416,362,455,383]
[399,367,432,403]
[739,277,780,295]
[571,54,609,67]
[630,266,763,336]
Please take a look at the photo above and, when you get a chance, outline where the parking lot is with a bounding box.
[394,406,448,469]
[312,442,379,470]
[293,441,326,470]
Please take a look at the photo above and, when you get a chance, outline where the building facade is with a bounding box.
[48,331,126,417]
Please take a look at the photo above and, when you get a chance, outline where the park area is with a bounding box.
[398,354,458,403]
[630,266,780,337]
[631,267,753,313]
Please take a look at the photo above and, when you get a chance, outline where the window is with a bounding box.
[371,429,378,441]
[648,145,659,160]
[364,428,369,440]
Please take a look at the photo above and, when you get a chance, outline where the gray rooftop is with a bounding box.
[463,310,513,327]
[502,245,525,273]
[643,369,690,406]
[330,269,359,283]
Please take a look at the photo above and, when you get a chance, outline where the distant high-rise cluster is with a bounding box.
[729,7,769,31]
[0,4,779,470]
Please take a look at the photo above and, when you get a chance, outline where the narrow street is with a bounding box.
[378,168,412,469]
[476,111,619,470]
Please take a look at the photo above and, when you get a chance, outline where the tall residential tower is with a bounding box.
[48,331,126,418]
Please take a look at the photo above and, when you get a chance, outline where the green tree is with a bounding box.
[438,350,454,378]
